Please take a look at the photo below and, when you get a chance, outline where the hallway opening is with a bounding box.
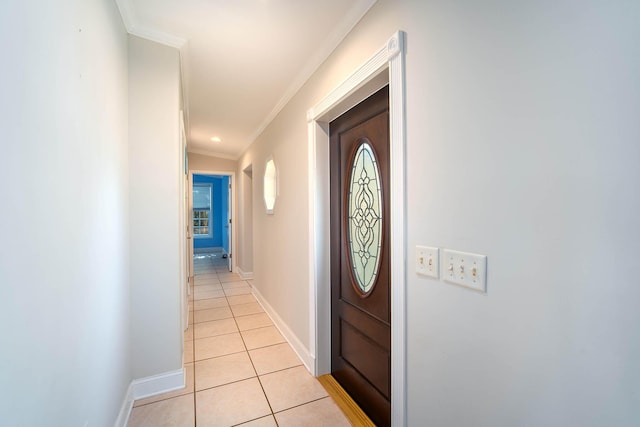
[192,173,232,269]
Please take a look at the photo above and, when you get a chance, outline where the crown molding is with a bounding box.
[115,0,187,48]
[129,25,187,49]
[239,0,378,155]
[187,148,239,161]
[115,0,136,32]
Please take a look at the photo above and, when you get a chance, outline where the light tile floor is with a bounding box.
[128,252,350,427]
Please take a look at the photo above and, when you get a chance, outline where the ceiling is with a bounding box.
[116,0,377,159]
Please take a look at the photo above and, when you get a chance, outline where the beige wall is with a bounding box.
[236,1,399,357]
[188,152,237,172]
[238,0,640,425]
[129,35,182,380]
[238,107,313,349]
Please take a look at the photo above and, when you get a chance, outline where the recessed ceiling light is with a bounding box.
[211,136,222,143]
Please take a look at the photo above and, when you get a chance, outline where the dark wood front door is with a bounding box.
[330,86,390,427]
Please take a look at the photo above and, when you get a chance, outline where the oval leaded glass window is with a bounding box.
[347,140,383,295]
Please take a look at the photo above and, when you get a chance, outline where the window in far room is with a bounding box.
[193,183,212,238]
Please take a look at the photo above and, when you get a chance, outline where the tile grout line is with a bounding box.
[193,349,246,363]
[191,338,290,361]
[191,362,307,395]
[192,256,286,426]
[133,253,328,426]
[271,396,334,416]
[193,255,223,426]
[229,292,280,427]
[256,363,306,378]
[193,260,268,426]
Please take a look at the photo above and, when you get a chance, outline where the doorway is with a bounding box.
[239,164,254,278]
[330,86,390,426]
[188,171,236,276]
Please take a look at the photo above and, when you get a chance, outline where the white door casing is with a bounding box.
[180,111,190,333]
[187,171,194,286]
[189,170,237,273]
[227,179,232,272]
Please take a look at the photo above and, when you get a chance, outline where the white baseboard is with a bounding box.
[237,267,254,280]
[132,368,185,400]
[252,287,314,372]
[114,382,134,427]
[114,368,185,427]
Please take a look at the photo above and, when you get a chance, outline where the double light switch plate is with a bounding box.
[416,246,439,279]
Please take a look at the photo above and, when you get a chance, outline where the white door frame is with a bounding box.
[186,172,194,288]
[307,31,407,425]
[189,170,237,273]
[180,112,190,331]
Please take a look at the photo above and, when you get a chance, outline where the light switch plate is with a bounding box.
[442,249,487,293]
[416,246,439,278]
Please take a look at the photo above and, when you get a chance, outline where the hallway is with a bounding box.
[127,252,350,426]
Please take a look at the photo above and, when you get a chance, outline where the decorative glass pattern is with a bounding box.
[347,141,383,294]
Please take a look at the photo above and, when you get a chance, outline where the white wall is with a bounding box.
[128,35,183,379]
[400,1,640,424]
[238,0,640,425]
[0,0,130,425]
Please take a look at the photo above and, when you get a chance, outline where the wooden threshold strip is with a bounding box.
[318,374,376,427]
